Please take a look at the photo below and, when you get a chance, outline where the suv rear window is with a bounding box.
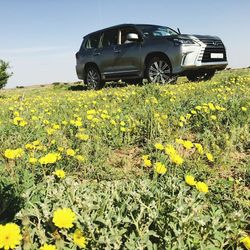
[85,33,100,49]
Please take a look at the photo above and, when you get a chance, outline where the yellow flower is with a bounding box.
[54,169,65,179]
[154,162,167,175]
[19,120,28,127]
[120,127,126,132]
[66,149,75,156]
[120,121,126,126]
[0,223,22,250]
[39,153,59,165]
[142,155,149,160]
[240,235,250,250]
[208,103,215,111]
[57,147,64,152]
[194,143,204,155]
[165,144,177,155]
[182,140,193,150]
[70,120,76,125]
[4,149,16,159]
[53,208,76,229]
[142,155,152,167]
[74,120,83,127]
[144,158,152,167]
[179,121,184,127]
[175,138,184,144]
[210,115,217,121]
[180,116,186,122]
[75,155,85,162]
[92,118,99,123]
[4,148,24,159]
[185,175,196,186]
[40,244,57,250]
[13,116,22,125]
[196,181,209,193]
[15,148,24,158]
[32,115,38,121]
[32,140,40,146]
[87,115,93,120]
[169,153,184,165]
[46,128,55,135]
[206,153,214,162]
[241,107,247,112]
[53,124,60,130]
[29,157,38,164]
[154,143,164,150]
[43,119,50,125]
[73,229,87,248]
[87,109,96,115]
[110,119,117,125]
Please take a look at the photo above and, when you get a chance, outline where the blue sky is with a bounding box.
[0,0,250,88]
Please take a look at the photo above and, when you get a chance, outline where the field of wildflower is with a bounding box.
[0,69,249,249]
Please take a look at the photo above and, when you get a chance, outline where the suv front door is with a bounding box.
[111,26,142,78]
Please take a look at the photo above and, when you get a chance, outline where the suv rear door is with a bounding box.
[94,28,119,77]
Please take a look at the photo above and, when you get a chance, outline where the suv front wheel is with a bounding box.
[85,66,104,90]
[145,57,175,84]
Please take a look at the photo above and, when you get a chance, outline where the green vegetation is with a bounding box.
[0,60,12,89]
[0,70,249,249]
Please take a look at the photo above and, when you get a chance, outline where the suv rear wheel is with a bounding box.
[145,57,175,84]
[187,70,215,82]
[85,66,104,90]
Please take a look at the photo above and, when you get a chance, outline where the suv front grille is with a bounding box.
[199,38,227,63]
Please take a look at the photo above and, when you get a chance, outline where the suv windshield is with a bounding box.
[137,25,178,38]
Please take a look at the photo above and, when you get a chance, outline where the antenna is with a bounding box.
[177,28,181,34]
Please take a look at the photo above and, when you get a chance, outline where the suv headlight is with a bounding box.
[173,38,195,45]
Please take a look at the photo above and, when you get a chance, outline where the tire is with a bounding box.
[187,70,215,82]
[84,66,104,90]
[145,57,174,84]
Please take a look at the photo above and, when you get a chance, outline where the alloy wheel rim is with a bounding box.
[149,60,171,83]
[87,69,99,89]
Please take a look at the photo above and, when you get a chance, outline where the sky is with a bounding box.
[0,0,250,88]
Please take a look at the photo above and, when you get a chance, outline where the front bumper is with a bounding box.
[175,36,228,73]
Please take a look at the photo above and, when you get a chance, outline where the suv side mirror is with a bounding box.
[126,33,139,41]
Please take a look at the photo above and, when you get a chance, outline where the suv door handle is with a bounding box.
[93,52,100,56]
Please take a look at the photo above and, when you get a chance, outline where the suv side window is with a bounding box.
[99,29,118,48]
[85,33,100,49]
[120,27,139,44]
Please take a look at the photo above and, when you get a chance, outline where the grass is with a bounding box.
[0,69,249,249]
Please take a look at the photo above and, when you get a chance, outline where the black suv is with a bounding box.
[76,24,228,89]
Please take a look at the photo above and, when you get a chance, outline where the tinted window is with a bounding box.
[137,25,178,38]
[85,33,100,49]
[120,27,139,44]
[100,29,118,48]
